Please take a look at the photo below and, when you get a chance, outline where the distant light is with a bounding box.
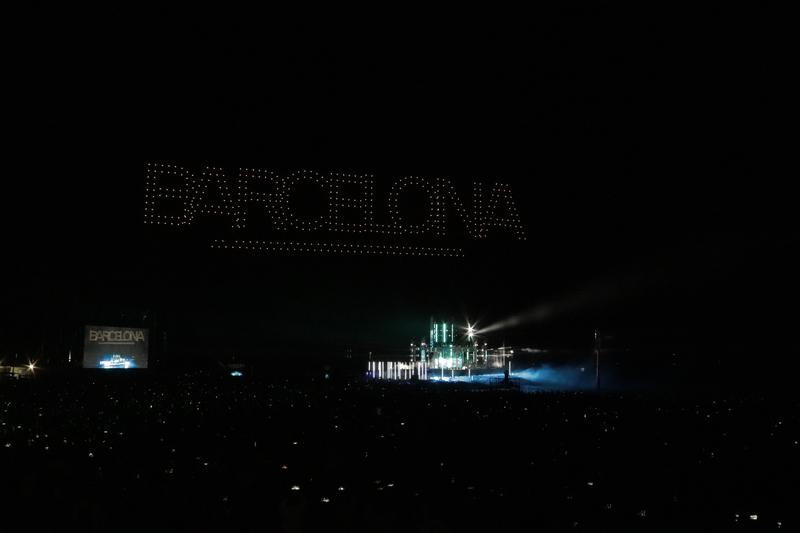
[230,371,243,377]
[750,515,758,521]
[321,497,330,503]
[27,362,36,371]
[291,485,300,491]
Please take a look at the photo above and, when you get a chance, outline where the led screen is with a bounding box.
[83,325,149,369]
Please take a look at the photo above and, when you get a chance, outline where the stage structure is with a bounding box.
[368,318,512,381]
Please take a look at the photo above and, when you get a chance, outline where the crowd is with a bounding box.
[1,371,796,532]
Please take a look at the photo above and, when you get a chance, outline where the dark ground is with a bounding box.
[2,372,796,532]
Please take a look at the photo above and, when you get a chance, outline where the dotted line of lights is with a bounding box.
[210,240,465,257]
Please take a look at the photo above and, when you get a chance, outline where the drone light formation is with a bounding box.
[144,163,526,257]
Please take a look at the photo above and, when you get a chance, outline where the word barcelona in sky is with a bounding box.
[144,163,526,257]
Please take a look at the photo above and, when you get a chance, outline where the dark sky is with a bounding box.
[4,7,795,364]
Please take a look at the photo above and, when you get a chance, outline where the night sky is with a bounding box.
[4,8,795,373]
